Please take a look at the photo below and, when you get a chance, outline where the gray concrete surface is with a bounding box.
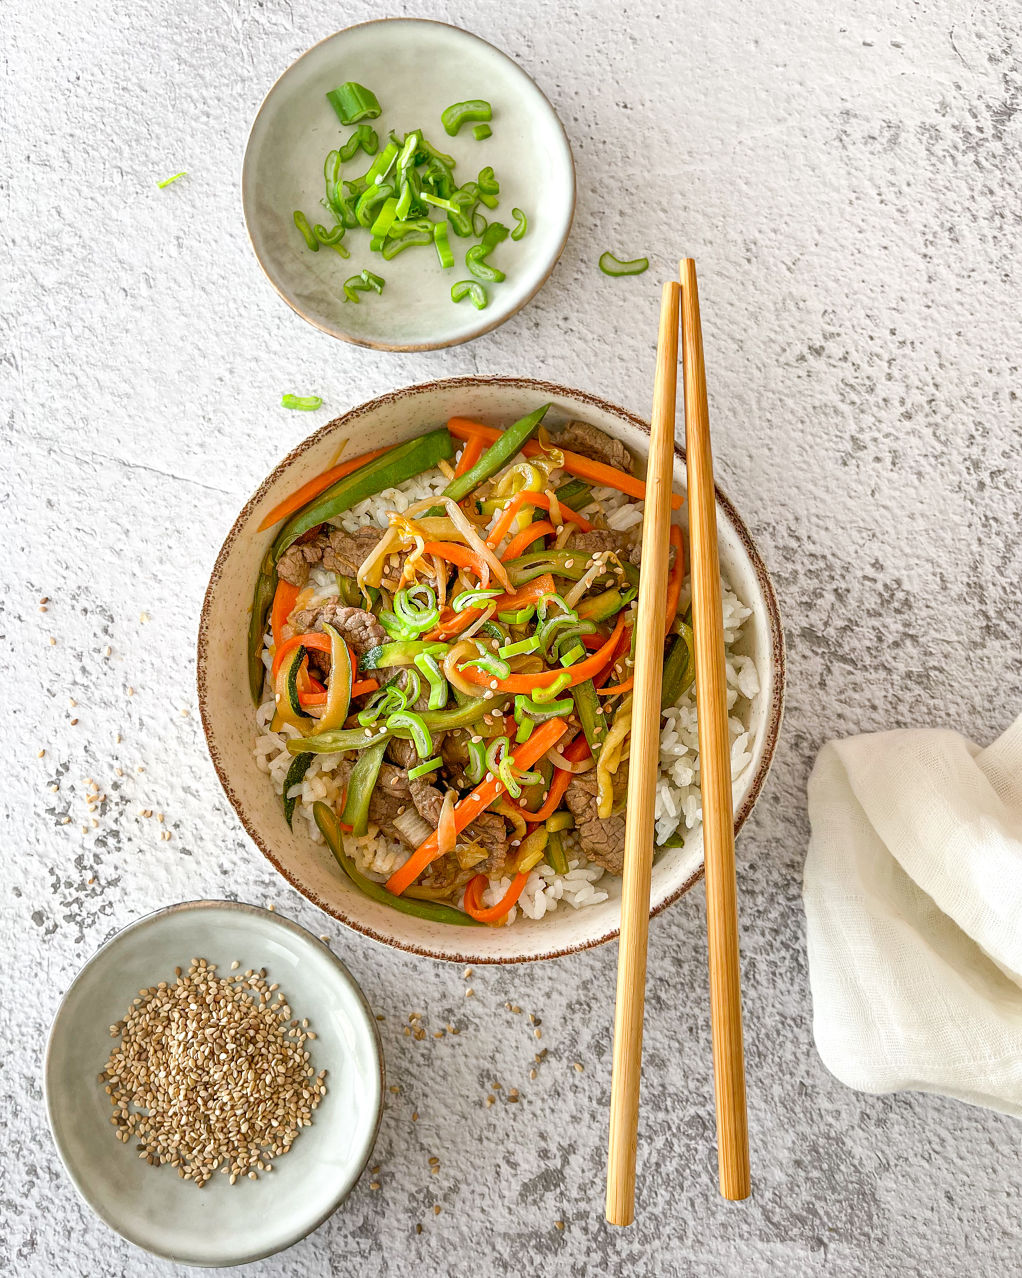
[3,0,1021,1273]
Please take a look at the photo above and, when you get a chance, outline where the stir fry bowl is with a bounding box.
[198,377,785,964]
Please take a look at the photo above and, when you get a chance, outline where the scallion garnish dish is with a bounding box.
[251,410,761,927]
[291,80,521,312]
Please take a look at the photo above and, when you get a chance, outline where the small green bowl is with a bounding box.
[45,901,383,1267]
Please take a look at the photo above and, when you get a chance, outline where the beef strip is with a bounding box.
[407,775,510,879]
[321,526,383,578]
[276,541,323,588]
[556,421,634,475]
[288,603,386,655]
[367,763,413,834]
[564,763,628,875]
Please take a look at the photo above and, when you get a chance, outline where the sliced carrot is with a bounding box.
[270,579,300,651]
[257,447,391,531]
[463,872,529,925]
[453,434,485,478]
[271,631,332,682]
[351,678,380,698]
[486,491,592,550]
[447,418,683,512]
[501,520,555,562]
[385,716,569,896]
[664,523,685,635]
[456,613,626,693]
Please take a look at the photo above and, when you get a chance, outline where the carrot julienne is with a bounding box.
[526,734,591,823]
[427,573,557,639]
[485,491,592,549]
[463,872,529,924]
[270,579,301,651]
[664,523,685,634]
[385,716,569,896]
[271,631,332,682]
[257,446,391,531]
[447,417,683,511]
[453,434,485,478]
[455,612,626,693]
[501,520,555,561]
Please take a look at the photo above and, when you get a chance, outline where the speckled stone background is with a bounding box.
[4,0,1022,1273]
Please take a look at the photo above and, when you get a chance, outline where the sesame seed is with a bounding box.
[48,637,56,646]
[40,596,49,604]
[465,988,474,997]
[412,1111,419,1121]
[104,646,112,657]
[369,1181,381,1191]
[37,749,45,759]
[70,718,78,726]
[127,687,134,697]
[534,1029,542,1039]
[574,1062,584,1073]
[555,1221,564,1230]
[68,698,77,708]
[433,1205,442,1216]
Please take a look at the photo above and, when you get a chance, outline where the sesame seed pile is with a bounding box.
[100,957,327,1187]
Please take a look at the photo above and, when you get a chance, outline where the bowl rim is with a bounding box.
[197,375,786,964]
[44,898,385,1267]
[241,17,577,352]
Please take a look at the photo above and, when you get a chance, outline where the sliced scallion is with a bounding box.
[510,208,528,240]
[472,123,492,141]
[433,221,455,270]
[281,394,323,411]
[156,172,187,188]
[292,210,319,251]
[599,251,649,277]
[408,756,443,780]
[338,124,379,160]
[327,82,382,125]
[451,280,488,309]
[440,99,492,137]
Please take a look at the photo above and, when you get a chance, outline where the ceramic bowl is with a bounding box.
[242,19,575,350]
[198,377,785,964]
[45,901,383,1267]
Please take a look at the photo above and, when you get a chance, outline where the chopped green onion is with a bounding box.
[441,99,493,137]
[452,587,502,612]
[498,635,541,658]
[327,82,382,125]
[385,710,433,759]
[156,172,187,188]
[338,125,379,160]
[515,717,534,743]
[422,192,459,213]
[313,221,346,246]
[413,652,447,710]
[408,756,443,780]
[477,166,499,195]
[466,738,487,784]
[383,228,433,258]
[497,607,536,625]
[466,244,505,283]
[460,652,511,679]
[293,210,319,251]
[515,692,574,721]
[599,251,650,277]
[432,222,455,270]
[532,671,572,703]
[559,643,585,667]
[280,394,323,411]
[394,584,439,633]
[510,208,528,240]
[360,268,385,294]
[472,123,492,141]
[402,667,423,707]
[471,209,488,238]
[355,182,395,227]
[369,196,399,238]
[451,280,488,309]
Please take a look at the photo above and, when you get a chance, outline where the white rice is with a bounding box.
[253,464,760,917]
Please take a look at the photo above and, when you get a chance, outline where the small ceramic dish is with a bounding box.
[198,377,786,965]
[242,19,575,350]
[45,901,383,1267]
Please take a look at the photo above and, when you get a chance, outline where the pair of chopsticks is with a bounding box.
[605,260,749,1225]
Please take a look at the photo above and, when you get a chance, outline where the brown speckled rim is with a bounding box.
[198,377,786,964]
[241,19,576,352]
[44,899,385,1267]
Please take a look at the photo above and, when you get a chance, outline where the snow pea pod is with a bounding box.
[314,801,481,926]
[247,550,276,705]
[440,404,550,504]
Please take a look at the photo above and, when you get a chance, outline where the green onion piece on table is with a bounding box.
[156,172,187,188]
[280,394,323,411]
[599,251,650,277]
[472,123,492,141]
[451,280,487,309]
[369,197,399,238]
[326,82,382,125]
[510,208,528,240]
[441,99,492,136]
[293,210,319,251]
[338,124,379,160]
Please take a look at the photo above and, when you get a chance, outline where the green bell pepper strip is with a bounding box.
[422,192,459,213]
[385,711,432,759]
[314,801,481,926]
[531,671,572,703]
[497,606,535,625]
[514,692,573,723]
[578,586,637,623]
[395,179,414,221]
[441,403,551,503]
[599,251,650,277]
[273,429,455,560]
[554,477,591,509]
[545,826,569,874]
[382,228,433,259]
[326,82,381,125]
[360,269,385,293]
[441,98,492,136]
[451,280,487,308]
[359,640,450,671]
[395,130,421,184]
[362,142,399,187]
[290,725,389,756]
[419,136,455,167]
[293,210,319,251]
[480,620,508,643]
[313,220,346,246]
[343,274,375,304]
[535,611,582,657]
[413,652,448,710]
[338,124,379,160]
[389,217,432,236]
[248,550,276,704]
[280,394,323,411]
[294,694,506,755]
[515,717,534,744]
[661,622,695,708]
[357,683,407,727]
[551,622,597,661]
[510,208,528,241]
[570,679,607,763]
[282,751,314,828]
[408,756,443,780]
[432,222,455,270]
[339,738,388,836]
[336,575,361,607]
[477,166,499,195]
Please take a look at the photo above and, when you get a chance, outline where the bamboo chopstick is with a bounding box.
[606,280,681,1227]
[680,256,750,1201]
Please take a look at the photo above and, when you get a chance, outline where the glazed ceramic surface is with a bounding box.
[198,377,785,964]
[45,901,384,1267]
[242,20,575,350]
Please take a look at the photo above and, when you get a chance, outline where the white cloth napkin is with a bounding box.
[804,711,1022,1117]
